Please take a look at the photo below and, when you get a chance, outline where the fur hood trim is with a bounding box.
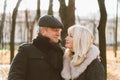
[61,45,100,80]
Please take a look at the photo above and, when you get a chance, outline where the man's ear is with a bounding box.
[40,28,46,36]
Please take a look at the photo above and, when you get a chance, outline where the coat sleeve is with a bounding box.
[85,59,105,80]
[8,44,29,80]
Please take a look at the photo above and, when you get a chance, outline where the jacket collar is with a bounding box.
[33,35,60,53]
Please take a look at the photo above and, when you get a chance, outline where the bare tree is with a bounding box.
[48,0,53,15]
[97,0,107,79]
[25,10,30,42]
[59,0,75,45]
[36,0,41,21]
[0,0,7,48]
[29,0,40,42]
[10,0,22,63]
[113,0,119,57]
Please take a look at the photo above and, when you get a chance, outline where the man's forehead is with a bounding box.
[47,27,62,30]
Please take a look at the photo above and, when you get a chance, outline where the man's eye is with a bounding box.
[53,29,59,32]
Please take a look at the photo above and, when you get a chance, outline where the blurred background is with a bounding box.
[0,0,120,80]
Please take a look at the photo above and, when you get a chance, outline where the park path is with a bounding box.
[107,62,120,80]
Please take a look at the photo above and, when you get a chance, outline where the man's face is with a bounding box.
[40,27,62,43]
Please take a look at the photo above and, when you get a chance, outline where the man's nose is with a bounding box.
[56,32,60,36]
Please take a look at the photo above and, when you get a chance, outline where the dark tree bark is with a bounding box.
[48,0,53,15]
[36,0,41,21]
[29,0,41,42]
[25,10,30,42]
[0,0,7,48]
[59,0,75,45]
[113,0,118,57]
[10,0,22,63]
[97,0,107,79]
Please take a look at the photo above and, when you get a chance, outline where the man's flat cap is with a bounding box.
[38,15,64,29]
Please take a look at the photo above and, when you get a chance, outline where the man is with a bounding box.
[8,15,64,80]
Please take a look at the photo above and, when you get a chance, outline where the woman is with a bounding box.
[61,25,105,80]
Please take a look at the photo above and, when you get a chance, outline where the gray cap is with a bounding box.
[38,15,64,29]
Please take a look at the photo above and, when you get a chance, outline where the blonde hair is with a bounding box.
[67,25,94,66]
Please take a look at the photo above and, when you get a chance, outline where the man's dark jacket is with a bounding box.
[8,35,64,80]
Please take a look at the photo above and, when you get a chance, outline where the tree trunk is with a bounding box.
[114,0,118,57]
[59,0,75,45]
[10,0,22,63]
[25,10,29,42]
[0,0,7,48]
[36,0,41,21]
[48,0,53,15]
[97,0,107,79]
[29,0,40,41]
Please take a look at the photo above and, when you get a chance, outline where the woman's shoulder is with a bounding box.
[87,58,105,73]
[89,58,103,67]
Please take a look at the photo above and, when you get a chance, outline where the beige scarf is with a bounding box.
[61,45,100,80]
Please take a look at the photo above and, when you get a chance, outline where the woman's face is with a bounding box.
[65,34,73,51]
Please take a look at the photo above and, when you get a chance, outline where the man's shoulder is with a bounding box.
[19,43,33,50]
[20,42,32,46]
[18,43,39,55]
